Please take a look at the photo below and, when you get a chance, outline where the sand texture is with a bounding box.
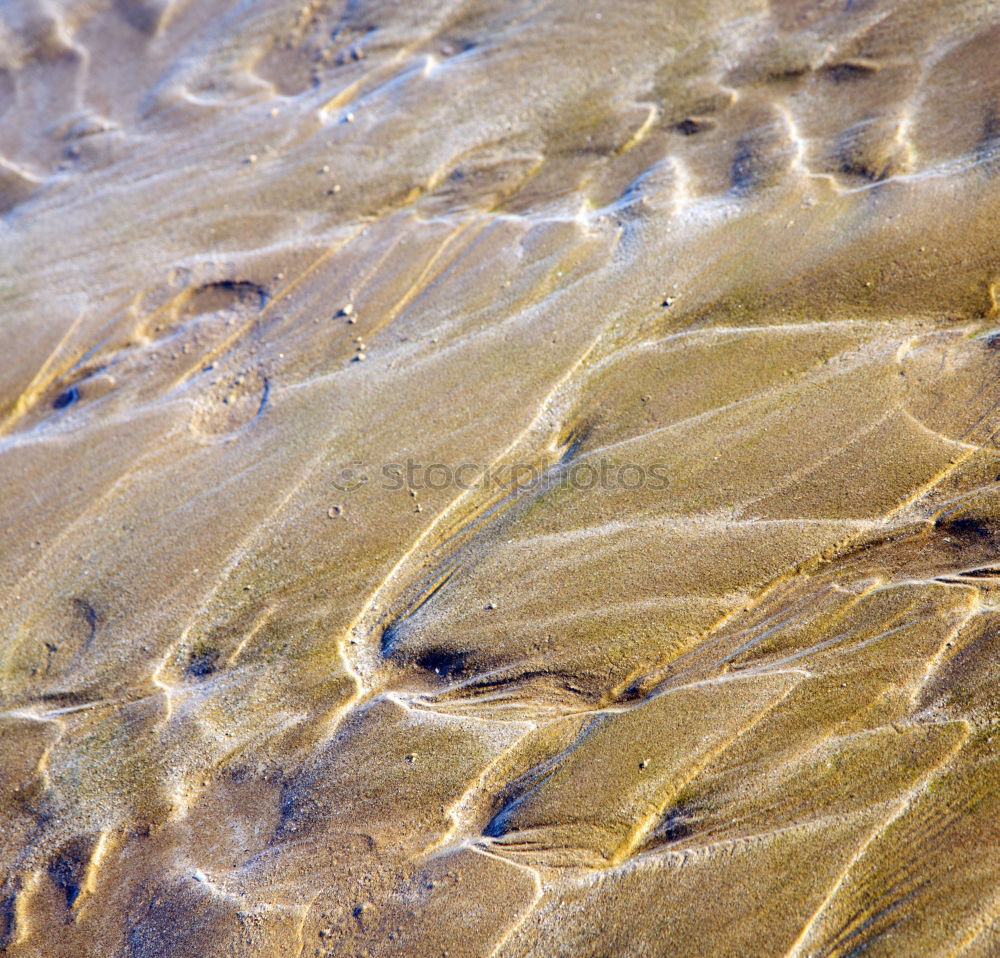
[1,0,1000,955]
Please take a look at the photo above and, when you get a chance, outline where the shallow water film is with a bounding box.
[1,0,1000,955]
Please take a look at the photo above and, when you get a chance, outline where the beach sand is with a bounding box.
[1,0,999,954]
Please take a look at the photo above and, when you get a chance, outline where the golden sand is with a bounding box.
[1,0,999,954]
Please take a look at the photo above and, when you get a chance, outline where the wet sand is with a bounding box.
[1,0,1000,955]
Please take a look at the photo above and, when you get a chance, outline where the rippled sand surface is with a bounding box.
[1,0,1000,954]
